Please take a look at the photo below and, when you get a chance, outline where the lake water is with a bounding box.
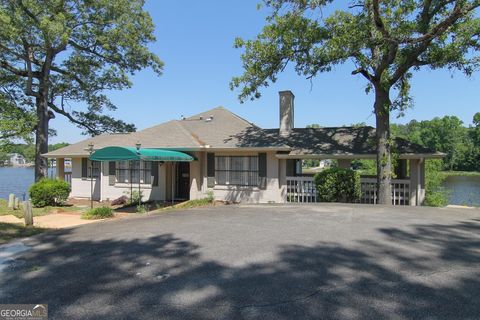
[443,175,480,207]
[0,167,57,201]
[0,167,479,206]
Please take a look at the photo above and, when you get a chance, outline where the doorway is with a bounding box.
[176,162,190,200]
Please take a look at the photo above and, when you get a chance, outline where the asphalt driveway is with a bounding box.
[1,204,480,319]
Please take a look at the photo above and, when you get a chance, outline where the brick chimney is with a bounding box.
[279,90,294,137]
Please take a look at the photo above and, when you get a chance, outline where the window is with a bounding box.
[87,160,100,178]
[115,161,152,184]
[215,156,259,186]
[143,161,152,184]
[116,161,129,183]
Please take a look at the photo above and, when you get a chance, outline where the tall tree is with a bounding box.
[473,112,480,145]
[0,0,163,180]
[231,0,480,204]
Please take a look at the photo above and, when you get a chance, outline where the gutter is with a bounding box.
[275,152,446,160]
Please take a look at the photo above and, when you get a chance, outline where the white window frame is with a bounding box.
[215,156,259,186]
[115,161,152,184]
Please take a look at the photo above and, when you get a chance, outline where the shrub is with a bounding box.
[205,190,214,202]
[136,204,147,213]
[424,159,448,207]
[124,190,143,205]
[81,207,114,220]
[29,179,71,207]
[314,168,361,203]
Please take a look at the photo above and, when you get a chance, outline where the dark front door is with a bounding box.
[176,162,190,200]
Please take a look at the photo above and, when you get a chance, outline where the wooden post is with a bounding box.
[8,194,15,209]
[14,197,19,210]
[23,200,33,226]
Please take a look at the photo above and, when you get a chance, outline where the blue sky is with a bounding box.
[50,0,480,144]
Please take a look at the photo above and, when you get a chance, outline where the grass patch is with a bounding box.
[0,199,82,218]
[81,206,114,220]
[162,197,214,211]
[440,171,480,177]
[0,222,47,245]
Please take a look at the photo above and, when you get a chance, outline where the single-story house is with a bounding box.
[44,91,443,206]
[5,153,26,166]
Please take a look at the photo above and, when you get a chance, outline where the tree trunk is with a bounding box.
[374,86,392,205]
[34,95,49,181]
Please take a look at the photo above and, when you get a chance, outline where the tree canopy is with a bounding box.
[232,0,480,204]
[0,0,163,179]
[0,95,36,143]
[392,113,480,171]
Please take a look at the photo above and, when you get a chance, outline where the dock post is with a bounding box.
[8,194,15,209]
[23,200,33,226]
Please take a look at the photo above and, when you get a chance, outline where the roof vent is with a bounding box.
[205,115,213,122]
[181,115,186,120]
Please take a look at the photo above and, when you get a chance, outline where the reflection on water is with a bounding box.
[442,175,480,207]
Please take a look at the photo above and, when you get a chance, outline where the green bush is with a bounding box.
[424,159,448,207]
[29,179,71,207]
[205,190,214,202]
[314,168,361,203]
[81,207,114,220]
[124,190,144,205]
[136,204,147,213]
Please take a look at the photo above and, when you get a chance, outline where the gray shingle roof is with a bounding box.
[44,107,441,158]
[264,127,439,156]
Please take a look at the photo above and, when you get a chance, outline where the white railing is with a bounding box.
[359,177,410,205]
[286,176,410,205]
[286,176,317,203]
[64,172,72,185]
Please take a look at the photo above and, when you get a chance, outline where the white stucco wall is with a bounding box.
[70,158,101,200]
[99,162,167,202]
[197,151,285,203]
[70,158,167,201]
[70,152,286,204]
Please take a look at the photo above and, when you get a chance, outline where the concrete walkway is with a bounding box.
[0,213,101,228]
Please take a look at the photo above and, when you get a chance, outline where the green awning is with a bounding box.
[89,146,194,162]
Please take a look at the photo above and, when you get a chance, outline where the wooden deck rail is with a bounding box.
[64,172,72,185]
[286,176,410,205]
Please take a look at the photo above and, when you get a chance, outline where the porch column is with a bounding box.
[337,159,351,169]
[409,159,421,206]
[190,153,202,200]
[419,159,426,205]
[56,158,65,180]
[278,159,287,203]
